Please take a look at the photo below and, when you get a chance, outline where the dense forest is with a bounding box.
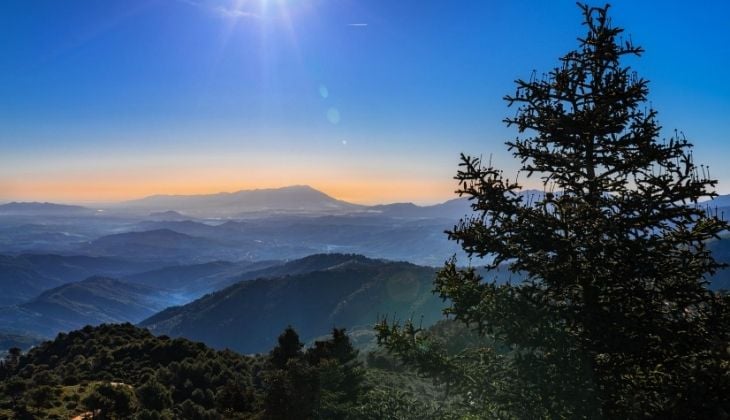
[0,322,477,419]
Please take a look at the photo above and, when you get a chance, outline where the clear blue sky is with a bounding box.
[1,0,728,204]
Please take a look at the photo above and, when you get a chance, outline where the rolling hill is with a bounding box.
[0,276,179,337]
[120,260,273,298]
[126,254,424,301]
[78,229,238,263]
[0,254,160,306]
[140,255,446,353]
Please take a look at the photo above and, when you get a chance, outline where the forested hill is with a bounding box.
[0,322,433,419]
[0,277,176,337]
[141,257,445,353]
[0,323,258,418]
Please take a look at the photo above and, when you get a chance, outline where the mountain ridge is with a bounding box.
[140,254,446,353]
[117,185,364,216]
[0,202,95,215]
[0,276,180,337]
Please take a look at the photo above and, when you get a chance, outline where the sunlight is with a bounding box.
[213,0,304,61]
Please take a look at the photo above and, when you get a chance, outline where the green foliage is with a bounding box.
[0,323,377,419]
[136,380,172,411]
[377,3,730,419]
[353,388,438,420]
[270,326,304,370]
[311,329,367,418]
[0,324,258,418]
[262,327,367,419]
[263,359,319,419]
[26,384,59,414]
[82,382,136,419]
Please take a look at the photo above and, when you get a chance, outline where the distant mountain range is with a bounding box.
[369,198,472,220]
[5,187,730,221]
[76,225,321,264]
[705,195,730,212]
[140,254,446,353]
[79,228,232,262]
[0,202,96,216]
[0,253,448,346]
[117,185,365,217]
[2,185,475,220]
[69,215,464,265]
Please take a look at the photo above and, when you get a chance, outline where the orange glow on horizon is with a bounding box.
[0,178,459,206]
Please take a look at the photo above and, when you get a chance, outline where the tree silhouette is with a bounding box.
[378,4,730,418]
[269,325,304,370]
[308,328,367,418]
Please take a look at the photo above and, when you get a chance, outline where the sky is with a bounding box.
[1,0,729,205]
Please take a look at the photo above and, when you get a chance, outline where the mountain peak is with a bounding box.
[120,185,364,217]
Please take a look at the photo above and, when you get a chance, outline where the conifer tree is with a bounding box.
[378,4,730,418]
[269,326,303,370]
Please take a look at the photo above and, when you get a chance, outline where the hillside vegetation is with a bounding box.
[141,255,446,353]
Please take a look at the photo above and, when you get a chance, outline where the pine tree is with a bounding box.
[377,4,730,418]
[308,329,367,418]
[264,326,318,419]
[269,326,304,370]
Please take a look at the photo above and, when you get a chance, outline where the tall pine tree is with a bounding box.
[378,4,730,418]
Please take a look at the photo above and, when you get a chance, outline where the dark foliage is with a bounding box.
[262,327,366,419]
[377,3,730,419]
[0,323,372,419]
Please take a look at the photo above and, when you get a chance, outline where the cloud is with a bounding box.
[347,23,368,27]
[214,5,261,19]
[178,0,260,20]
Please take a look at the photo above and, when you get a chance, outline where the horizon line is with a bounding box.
[0,183,461,208]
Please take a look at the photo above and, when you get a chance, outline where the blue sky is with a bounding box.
[1,0,728,204]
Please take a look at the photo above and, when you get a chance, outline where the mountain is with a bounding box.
[133,220,228,238]
[0,256,59,305]
[214,253,370,281]
[148,215,463,266]
[0,276,179,337]
[705,194,730,208]
[0,254,160,306]
[0,202,95,216]
[369,198,472,219]
[147,209,189,220]
[140,255,446,353]
[708,233,730,291]
[118,185,476,220]
[118,185,365,217]
[0,331,43,353]
[121,260,280,298]
[122,254,393,301]
[79,229,237,263]
[0,224,89,254]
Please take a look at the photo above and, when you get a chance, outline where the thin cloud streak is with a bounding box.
[347,23,368,27]
[177,0,261,20]
[214,6,261,20]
